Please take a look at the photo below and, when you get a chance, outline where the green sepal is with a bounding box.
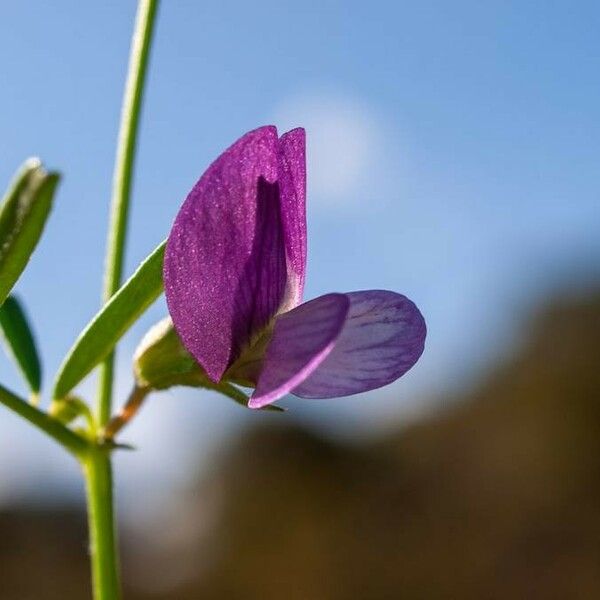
[133,317,207,390]
[133,317,283,411]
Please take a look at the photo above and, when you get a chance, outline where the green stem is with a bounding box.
[0,383,88,458]
[97,0,159,427]
[83,448,121,600]
[87,3,159,599]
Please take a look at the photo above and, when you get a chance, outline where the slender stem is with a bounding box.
[97,0,159,427]
[83,448,121,600]
[86,3,159,599]
[0,383,88,458]
[102,385,149,441]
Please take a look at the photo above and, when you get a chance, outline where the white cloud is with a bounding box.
[273,91,381,207]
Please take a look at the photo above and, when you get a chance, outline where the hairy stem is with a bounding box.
[97,0,159,426]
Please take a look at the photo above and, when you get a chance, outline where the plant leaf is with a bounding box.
[0,158,60,306]
[0,295,42,398]
[53,241,166,400]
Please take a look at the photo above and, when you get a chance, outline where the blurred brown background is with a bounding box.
[1,287,599,599]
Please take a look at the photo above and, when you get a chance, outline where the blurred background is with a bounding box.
[1,1,600,598]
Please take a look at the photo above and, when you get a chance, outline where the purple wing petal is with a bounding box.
[292,290,426,398]
[278,128,307,309]
[248,294,350,409]
[164,126,287,382]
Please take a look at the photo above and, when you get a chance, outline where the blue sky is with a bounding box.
[1,1,599,509]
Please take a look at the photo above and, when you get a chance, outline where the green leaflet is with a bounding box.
[0,159,59,306]
[53,241,166,400]
[0,295,42,399]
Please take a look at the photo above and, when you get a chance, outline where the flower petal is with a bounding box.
[248,293,350,408]
[292,290,426,398]
[164,126,287,382]
[278,128,307,309]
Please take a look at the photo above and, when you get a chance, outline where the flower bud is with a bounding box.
[49,394,91,426]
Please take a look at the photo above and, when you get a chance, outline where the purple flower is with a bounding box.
[164,126,426,409]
